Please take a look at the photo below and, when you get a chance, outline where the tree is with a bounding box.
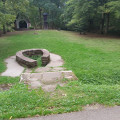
[32,0,63,29]
[0,0,120,35]
[0,0,29,34]
[0,0,16,34]
[61,0,120,35]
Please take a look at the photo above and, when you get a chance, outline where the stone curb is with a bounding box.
[16,49,50,68]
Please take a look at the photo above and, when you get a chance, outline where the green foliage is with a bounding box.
[8,0,29,15]
[107,1,120,18]
[31,0,64,28]
[62,0,120,34]
[25,55,42,67]
[29,26,34,29]
[0,0,120,34]
[0,0,29,32]
[0,0,15,32]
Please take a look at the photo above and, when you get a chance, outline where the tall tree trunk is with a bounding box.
[100,13,105,34]
[0,30,2,36]
[2,0,6,34]
[105,13,110,34]
[39,8,42,29]
[34,18,37,29]
[3,25,6,34]
[88,19,93,32]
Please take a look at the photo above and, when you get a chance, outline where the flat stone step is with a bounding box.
[20,71,78,91]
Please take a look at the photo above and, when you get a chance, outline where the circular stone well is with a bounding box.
[16,49,50,68]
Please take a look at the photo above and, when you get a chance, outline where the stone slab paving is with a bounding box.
[1,56,24,77]
[21,53,78,92]
[46,53,64,67]
[21,71,78,92]
[1,53,78,92]
[1,53,64,77]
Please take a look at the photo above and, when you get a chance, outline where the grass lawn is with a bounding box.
[0,30,120,119]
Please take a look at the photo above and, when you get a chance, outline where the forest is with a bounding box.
[0,0,120,35]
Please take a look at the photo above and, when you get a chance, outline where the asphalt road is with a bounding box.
[16,106,120,120]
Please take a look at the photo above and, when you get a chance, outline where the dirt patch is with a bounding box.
[21,53,78,92]
[67,31,120,40]
[0,31,25,38]
[0,84,12,91]
[83,103,105,110]
[0,30,40,38]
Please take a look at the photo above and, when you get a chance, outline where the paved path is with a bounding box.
[16,106,120,120]
[1,56,24,77]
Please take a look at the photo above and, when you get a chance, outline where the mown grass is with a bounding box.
[0,82,120,119]
[0,77,19,84]
[0,30,120,119]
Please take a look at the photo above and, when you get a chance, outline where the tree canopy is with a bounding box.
[0,0,120,35]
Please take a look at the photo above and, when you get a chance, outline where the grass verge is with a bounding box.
[0,82,120,119]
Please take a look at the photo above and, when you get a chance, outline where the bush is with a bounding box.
[29,26,34,29]
[108,29,120,36]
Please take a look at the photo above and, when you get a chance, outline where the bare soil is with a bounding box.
[0,29,39,38]
[0,30,120,39]
[0,84,12,91]
[73,32,120,40]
